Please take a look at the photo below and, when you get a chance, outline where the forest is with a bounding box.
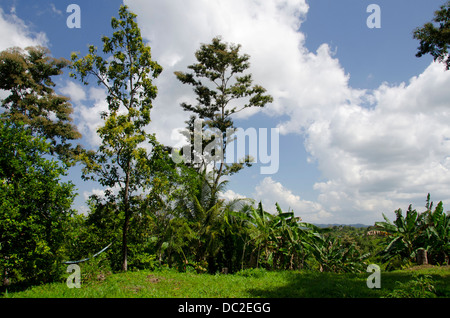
[0,4,449,296]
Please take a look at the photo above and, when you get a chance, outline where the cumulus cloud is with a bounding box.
[0,7,48,50]
[219,189,248,202]
[68,83,108,147]
[124,0,310,146]
[93,0,450,224]
[253,177,331,223]
[60,81,87,104]
[305,61,450,223]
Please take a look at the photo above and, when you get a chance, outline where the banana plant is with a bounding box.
[308,235,369,273]
[232,202,325,270]
[419,200,450,264]
[375,205,421,264]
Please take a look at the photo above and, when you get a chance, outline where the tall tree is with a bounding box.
[0,46,82,164]
[414,1,450,69]
[70,5,163,271]
[175,36,273,209]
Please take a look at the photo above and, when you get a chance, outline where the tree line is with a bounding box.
[1,4,449,287]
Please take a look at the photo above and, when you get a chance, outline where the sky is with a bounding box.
[1,0,449,225]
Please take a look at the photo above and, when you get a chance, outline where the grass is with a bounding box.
[2,266,450,298]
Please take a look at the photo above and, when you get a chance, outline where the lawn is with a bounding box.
[2,265,450,298]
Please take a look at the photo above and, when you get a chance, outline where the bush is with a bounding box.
[385,274,437,298]
[0,122,76,285]
[75,253,112,287]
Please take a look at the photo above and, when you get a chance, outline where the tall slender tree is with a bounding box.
[175,36,273,209]
[70,5,163,271]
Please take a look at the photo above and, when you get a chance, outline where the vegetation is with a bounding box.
[70,5,164,272]
[414,0,450,69]
[0,46,82,164]
[3,266,450,298]
[0,121,76,285]
[375,194,450,269]
[1,4,450,299]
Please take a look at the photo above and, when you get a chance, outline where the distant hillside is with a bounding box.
[313,223,371,228]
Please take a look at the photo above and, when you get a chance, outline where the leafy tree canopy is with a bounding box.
[414,1,450,69]
[0,46,82,164]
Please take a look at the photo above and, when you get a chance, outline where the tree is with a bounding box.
[70,5,163,271]
[413,1,450,69]
[0,121,76,284]
[175,37,273,209]
[0,46,82,164]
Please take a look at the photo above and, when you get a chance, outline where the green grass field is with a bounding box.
[3,265,450,298]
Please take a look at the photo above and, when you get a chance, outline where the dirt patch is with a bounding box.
[146,274,170,284]
[125,285,144,293]
[146,274,160,283]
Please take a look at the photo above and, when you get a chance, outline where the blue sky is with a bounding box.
[1,0,449,224]
[301,0,438,89]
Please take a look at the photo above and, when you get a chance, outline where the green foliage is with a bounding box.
[77,252,112,287]
[309,235,370,273]
[175,36,273,199]
[385,274,437,298]
[235,268,268,278]
[70,5,164,271]
[4,3,450,297]
[175,36,273,127]
[375,194,450,269]
[0,46,82,164]
[5,266,450,298]
[414,1,450,69]
[0,121,76,285]
[419,199,450,265]
[225,202,369,273]
[375,205,421,266]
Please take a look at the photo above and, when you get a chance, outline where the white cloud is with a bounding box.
[0,7,48,50]
[219,189,248,202]
[253,177,331,223]
[83,182,123,202]
[60,81,87,104]
[109,1,450,224]
[50,3,63,16]
[73,86,109,147]
[305,61,450,223]
[124,0,310,146]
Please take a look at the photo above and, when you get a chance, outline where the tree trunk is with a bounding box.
[122,210,130,272]
[122,164,131,272]
[416,248,428,265]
